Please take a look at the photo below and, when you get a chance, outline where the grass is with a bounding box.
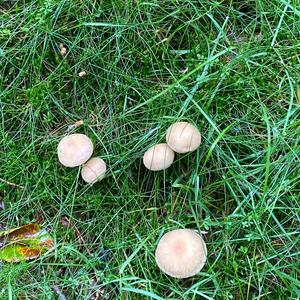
[1,0,300,299]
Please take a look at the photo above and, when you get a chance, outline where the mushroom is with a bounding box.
[78,71,87,77]
[57,134,93,167]
[166,122,201,153]
[59,43,67,56]
[81,157,106,183]
[155,229,207,278]
[143,143,175,171]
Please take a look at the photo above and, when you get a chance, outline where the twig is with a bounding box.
[53,285,67,300]
[0,178,24,189]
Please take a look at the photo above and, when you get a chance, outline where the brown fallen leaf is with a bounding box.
[18,247,41,258]
[0,224,54,262]
[34,210,45,224]
[40,238,55,248]
[272,238,284,246]
[60,215,72,228]
[4,224,40,240]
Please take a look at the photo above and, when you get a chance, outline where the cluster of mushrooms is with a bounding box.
[57,121,207,279]
[57,133,106,183]
[143,121,201,171]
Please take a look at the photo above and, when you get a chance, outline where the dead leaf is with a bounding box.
[34,210,45,224]
[272,238,284,246]
[297,85,300,105]
[18,247,41,257]
[0,223,40,239]
[60,215,72,228]
[40,238,55,248]
[0,244,41,262]
[0,224,54,262]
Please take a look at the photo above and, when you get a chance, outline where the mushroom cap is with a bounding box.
[143,143,175,171]
[166,122,201,153]
[155,229,207,278]
[57,134,93,167]
[81,157,107,183]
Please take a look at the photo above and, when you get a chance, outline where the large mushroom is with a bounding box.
[143,143,175,171]
[81,157,106,183]
[166,122,201,153]
[57,134,93,167]
[155,229,207,278]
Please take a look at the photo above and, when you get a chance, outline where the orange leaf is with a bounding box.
[9,224,40,240]
[0,224,54,262]
[18,247,41,259]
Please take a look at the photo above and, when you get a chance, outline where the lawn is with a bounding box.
[1,0,300,299]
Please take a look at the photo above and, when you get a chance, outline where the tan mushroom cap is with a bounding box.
[155,229,207,278]
[81,157,106,183]
[166,122,201,153]
[143,143,175,171]
[57,134,93,167]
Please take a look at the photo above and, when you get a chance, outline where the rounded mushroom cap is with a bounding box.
[81,157,106,183]
[155,229,207,278]
[57,134,93,167]
[143,143,175,171]
[166,122,201,153]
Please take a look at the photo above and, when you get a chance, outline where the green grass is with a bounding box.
[1,0,300,299]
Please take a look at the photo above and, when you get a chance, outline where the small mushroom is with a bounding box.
[78,71,87,77]
[59,43,67,56]
[81,157,106,183]
[155,229,207,278]
[143,143,174,171]
[57,134,93,167]
[166,122,201,153]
